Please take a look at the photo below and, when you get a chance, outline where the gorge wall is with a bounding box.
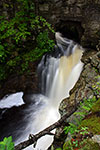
[0,1,100,149]
[36,0,100,48]
[0,0,100,48]
[0,0,100,97]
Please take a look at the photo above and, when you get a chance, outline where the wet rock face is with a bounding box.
[59,51,100,117]
[37,0,100,48]
[52,51,100,150]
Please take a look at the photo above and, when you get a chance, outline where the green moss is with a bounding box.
[63,138,100,150]
[79,139,100,150]
[63,141,72,150]
[80,114,100,134]
[91,98,100,113]
[80,99,100,134]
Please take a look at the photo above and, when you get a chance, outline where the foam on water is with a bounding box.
[0,92,24,109]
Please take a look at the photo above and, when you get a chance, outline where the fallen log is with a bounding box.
[15,106,77,150]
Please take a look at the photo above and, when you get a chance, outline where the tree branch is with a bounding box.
[15,106,77,150]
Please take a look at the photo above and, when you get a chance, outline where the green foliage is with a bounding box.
[64,123,78,135]
[80,98,100,134]
[36,31,55,50]
[0,136,14,150]
[62,97,100,150]
[79,127,89,135]
[63,138,100,150]
[62,96,98,150]
[63,139,79,150]
[51,146,62,150]
[0,45,6,61]
[0,66,6,80]
[63,96,97,138]
[64,124,89,137]
[79,139,100,150]
[56,148,62,150]
[63,127,90,150]
[91,98,100,113]
[80,96,96,111]
[74,96,97,123]
[92,79,100,96]
[0,0,55,81]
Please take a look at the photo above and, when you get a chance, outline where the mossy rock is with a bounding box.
[79,139,100,150]
[80,114,100,134]
[63,139,100,150]
[79,98,100,134]
[91,98,100,113]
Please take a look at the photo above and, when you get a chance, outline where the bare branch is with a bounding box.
[15,106,77,150]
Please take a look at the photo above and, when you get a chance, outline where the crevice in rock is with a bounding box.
[55,20,84,43]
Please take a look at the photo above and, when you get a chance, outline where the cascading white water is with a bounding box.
[0,92,24,109]
[19,32,83,150]
[0,32,84,150]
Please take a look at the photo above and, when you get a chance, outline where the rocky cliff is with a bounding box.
[1,0,100,48]
[36,0,100,48]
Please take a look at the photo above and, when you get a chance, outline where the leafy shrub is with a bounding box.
[0,136,14,150]
[0,0,55,81]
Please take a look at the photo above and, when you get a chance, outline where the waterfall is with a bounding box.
[0,32,84,150]
[23,32,83,150]
[38,32,83,109]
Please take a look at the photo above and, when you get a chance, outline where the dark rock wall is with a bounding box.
[1,0,100,47]
[37,0,100,47]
